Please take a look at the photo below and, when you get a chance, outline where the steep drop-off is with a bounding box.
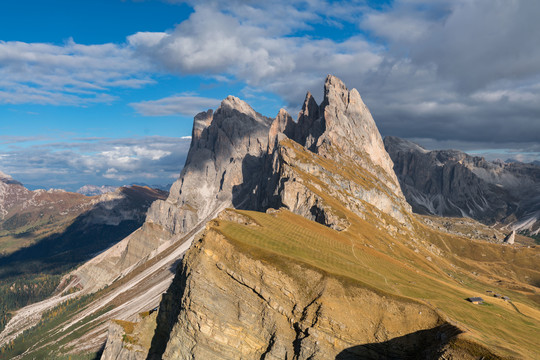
[138,77,539,359]
[3,76,539,360]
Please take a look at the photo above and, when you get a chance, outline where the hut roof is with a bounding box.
[468,297,484,303]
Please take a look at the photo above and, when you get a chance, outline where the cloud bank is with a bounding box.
[0,136,191,190]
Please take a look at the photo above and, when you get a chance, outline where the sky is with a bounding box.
[1,0,539,190]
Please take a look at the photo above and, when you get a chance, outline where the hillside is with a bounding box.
[0,76,538,359]
[0,180,167,338]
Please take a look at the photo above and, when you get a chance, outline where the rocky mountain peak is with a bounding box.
[219,95,261,122]
[0,171,22,186]
[317,75,396,178]
[384,136,429,154]
[269,108,295,151]
[322,74,349,107]
[295,91,323,149]
[192,109,213,140]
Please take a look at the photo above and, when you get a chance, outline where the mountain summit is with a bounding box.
[2,77,538,360]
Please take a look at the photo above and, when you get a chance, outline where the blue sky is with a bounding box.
[1,0,540,190]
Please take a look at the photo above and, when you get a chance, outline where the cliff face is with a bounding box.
[146,96,273,236]
[137,77,522,359]
[148,212,451,360]
[71,96,274,292]
[258,75,411,229]
[101,313,157,360]
[384,136,540,234]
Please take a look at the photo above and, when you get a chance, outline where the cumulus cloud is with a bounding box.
[2,0,539,161]
[130,95,221,116]
[0,136,191,190]
[127,3,383,105]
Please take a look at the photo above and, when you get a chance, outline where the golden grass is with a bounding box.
[212,204,540,359]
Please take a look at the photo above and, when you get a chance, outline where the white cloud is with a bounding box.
[0,136,191,190]
[127,4,384,104]
[0,39,152,105]
[130,95,221,116]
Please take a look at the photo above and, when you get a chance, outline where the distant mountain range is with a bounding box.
[385,136,540,235]
[24,183,172,195]
[0,172,168,336]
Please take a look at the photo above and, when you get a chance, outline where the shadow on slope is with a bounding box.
[0,186,166,280]
[335,323,462,360]
[0,217,140,279]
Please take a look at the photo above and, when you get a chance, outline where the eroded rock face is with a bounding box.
[98,75,416,358]
[504,230,516,244]
[146,96,273,236]
[101,313,157,360]
[148,224,446,360]
[385,136,540,234]
[263,75,412,228]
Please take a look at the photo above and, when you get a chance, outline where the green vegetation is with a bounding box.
[0,292,111,359]
[0,217,142,335]
[0,274,62,333]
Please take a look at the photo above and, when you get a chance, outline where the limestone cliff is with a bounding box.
[71,96,273,292]
[263,76,412,228]
[148,214,453,360]
[146,96,273,236]
[101,312,158,360]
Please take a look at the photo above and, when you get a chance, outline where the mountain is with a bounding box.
[384,136,540,236]
[0,174,167,337]
[1,77,539,359]
[76,185,119,196]
[1,171,93,256]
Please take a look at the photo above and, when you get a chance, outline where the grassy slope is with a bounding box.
[210,140,540,359]
[214,208,539,359]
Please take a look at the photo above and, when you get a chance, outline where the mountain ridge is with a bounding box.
[385,136,540,236]
[1,76,538,359]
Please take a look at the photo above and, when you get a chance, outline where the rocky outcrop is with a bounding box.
[385,136,540,235]
[71,97,274,291]
[503,230,516,244]
[146,96,273,236]
[148,220,452,360]
[101,313,158,360]
[261,76,411,228]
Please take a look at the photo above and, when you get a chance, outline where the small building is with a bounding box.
[467,297,484,304]
[486,290,493,293]
[502,296,510,301]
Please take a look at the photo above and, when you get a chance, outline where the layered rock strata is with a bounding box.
[385,136,540,235]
